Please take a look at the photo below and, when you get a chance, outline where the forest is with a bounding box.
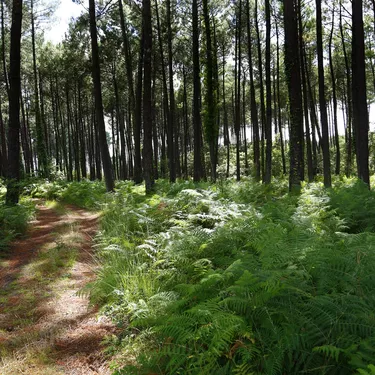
[1,0,375,373]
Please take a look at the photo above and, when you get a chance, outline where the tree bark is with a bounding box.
[316,0,331,187]
[192,0,203,181]
[246,0,260,180]
[284,0,304,191]
[142,0,154,193]
[6,0,23,205]
[352,0,369,185]
[264,0,272,183]
[88,0,114,191]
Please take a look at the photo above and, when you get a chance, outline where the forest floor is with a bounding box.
[0,201,116,375]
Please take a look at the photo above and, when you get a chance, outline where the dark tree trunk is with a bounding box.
[284,0,304,191]
[1,0,9,99]
[202,0,217,181]
[113,69,127,180]
[316,0,331,187]
[142,0,154,193]
[78,77,87,179]
[118,0,135,114]
[222,43,230,178]
[31,0,48,177]
[6,0,23,205]
[255,0,266,179]
[264,0,272,183]
[166,0,176,182]
[339,3,352,177]
[275,19,286,175]
[88,0,114,191]
[235,0,241,181]
[298,0,313,181]
[154,0,170,180]
[192,0,203,182]
[0,96,7,176]
[134,29,144,184]
[329,6,340,175]
[352,0,369,185]
[246,0,260,180]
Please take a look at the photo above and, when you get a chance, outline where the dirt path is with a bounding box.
[0,202,116,375]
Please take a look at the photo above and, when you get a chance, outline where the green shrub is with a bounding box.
[0,198,35,252]
[84,179,375,374]
[329,179,375,233]
[60,180,108,209]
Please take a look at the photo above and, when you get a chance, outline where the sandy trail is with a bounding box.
[0,202,116,375]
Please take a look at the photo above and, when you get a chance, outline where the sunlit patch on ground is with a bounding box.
[0,202,115,375]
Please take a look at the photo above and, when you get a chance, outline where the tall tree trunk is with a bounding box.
[222,43,230,178]
[118,0,135,115]
[88,0,114,191]
[202,0,217,181]
[235,0,241,181]
[31,0,48,177]
[352,0,369,185]
[246,0,260,180]
[339,2,352,177]
[316,0,331,187]
[275,19,286,175]
[143,0,154,193]
[284,0,304,191]
[255,0,266,179]
[0,96,7,176]
[1,0,9,99]
[264,0,272,183]
[134,29,144,184]
[298,0,313,181]
[6,0,23,205]
[192,0,203,182]
[166,0,176,182]
[329,6,340,175]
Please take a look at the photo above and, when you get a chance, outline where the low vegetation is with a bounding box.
[2,177,375,374]
[0,179,35,253]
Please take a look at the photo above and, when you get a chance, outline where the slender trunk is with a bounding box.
[88,0,114,191]
[192,0,203,181]
[264,0,272,183]
[235,0,241,181]
[316,0,331,187]
[1,0,9,99]
[0,96,7,176]
[31,0,48,177]
[143,0,154,193]
[134,29,144,184]
[203,0,217,181]
[352,0,369,185]
[246,0,260,180]
[329,6,340,175]
[340,0,352,177]
[255,0,266,179]
[166,0,176,182]
[298,0,313,181]
[284,0,304,191]
[222,44,230,178]
[275,20,286,175]
[6,0,23,205]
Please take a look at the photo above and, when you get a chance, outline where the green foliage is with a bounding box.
[83,178,375,374]
[0,198,35,252]
[329,178,375,233]
[59,180,108,209]
[25,179,108,210]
